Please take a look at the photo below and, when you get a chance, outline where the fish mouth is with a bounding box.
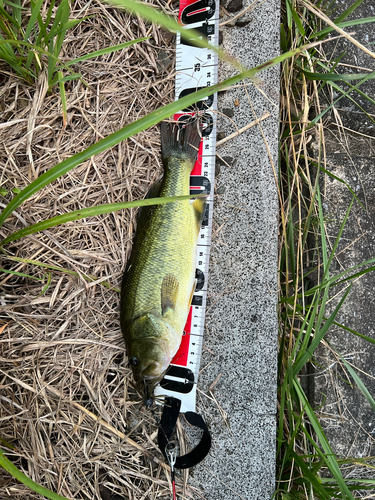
[140,361,163,379]
[137,362,169,407]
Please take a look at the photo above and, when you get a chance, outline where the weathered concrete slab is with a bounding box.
[313,132,375,458]
[191,0,280,497]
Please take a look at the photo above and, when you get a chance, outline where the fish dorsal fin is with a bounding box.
[161,274,179,316]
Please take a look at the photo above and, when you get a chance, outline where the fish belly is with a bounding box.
[122,199,198,340]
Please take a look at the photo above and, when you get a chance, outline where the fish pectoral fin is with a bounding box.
[161,274,179,316]
[192,196,207,228]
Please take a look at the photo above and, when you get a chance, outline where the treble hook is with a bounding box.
[166,442,178,500]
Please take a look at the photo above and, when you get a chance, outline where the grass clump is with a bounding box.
[0,0,80,86]
[0,0,148,124]
[277,0,375,498]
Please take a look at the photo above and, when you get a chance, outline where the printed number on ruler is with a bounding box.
[154,0,219,414]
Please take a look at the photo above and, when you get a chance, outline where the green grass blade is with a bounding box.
[321,478,375,485]
[313,16,375,39]
[47,0,70,84]
[333,264,375,287]
[300,258,375,298]
[44,0,55,29]
[0,449,72,500]
[277,397,307,481]
[341,79,375,108]
[316,184,328,277]
[4,0,26,9]
[328,80,375,124]
[35,0,53,46]
[37,273,52,297]
[291,291,319,362]
[52,18,84,37]
[49,0,69,41]
[51,72,81,85]
[290,451,331,499]
[47,37,55,85]
[280,22,288,52]
[318,166,363,209]
[286,358,294,434]
[285,158,296,281]
[24,44,36,71]
[0,268,43,280]
[334,0,366,24]
[0,42,314,228]
[0,436,15,450]
[277,376,287,456]
[38,271,51,296]
[285,0,292,29]
[0,46,35,80]
[332,320,375,345]
[24,0,44,41]
[309,71,375,126]
[293,380,355,500]
[0,195,206,246]
[5,256,119,292]
[11,0,21,25]
[347,81,375,107]
[0,4,20,30]
[291,7,305,37]
[334,351,375,412]
[65,37,149,66]
[0,38,79,77]
[0,30,14,52]
[302,70,375,81]
[58,70,67,126]
[293,285,352,375]
[323,197,354,283]
[313,184,331,335]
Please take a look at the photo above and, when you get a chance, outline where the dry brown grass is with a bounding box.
[0,1,203,498]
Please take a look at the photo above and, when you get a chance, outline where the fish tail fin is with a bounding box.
[161,120,201,167]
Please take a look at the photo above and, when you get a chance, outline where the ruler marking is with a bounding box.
[154,0,219,414]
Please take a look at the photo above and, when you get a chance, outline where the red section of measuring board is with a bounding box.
[191,142,203,176]
[190,140,203,176]
[178,0,216,23]
[171,307,193,367]
[178,0,196,20]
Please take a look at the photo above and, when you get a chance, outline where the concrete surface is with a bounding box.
[308,0,375,468]
[312,135,375,459]
[191,0,280,497]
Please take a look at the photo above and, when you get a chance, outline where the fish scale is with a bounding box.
[154,0,219,413]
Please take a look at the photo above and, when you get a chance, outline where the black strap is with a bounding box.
[157,397,211,469]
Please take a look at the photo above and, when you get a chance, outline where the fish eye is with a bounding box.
[129,356,139,367]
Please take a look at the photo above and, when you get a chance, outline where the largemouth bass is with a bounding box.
[120,120,205,402]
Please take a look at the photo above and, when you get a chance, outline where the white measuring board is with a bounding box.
[154,0,219,413]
